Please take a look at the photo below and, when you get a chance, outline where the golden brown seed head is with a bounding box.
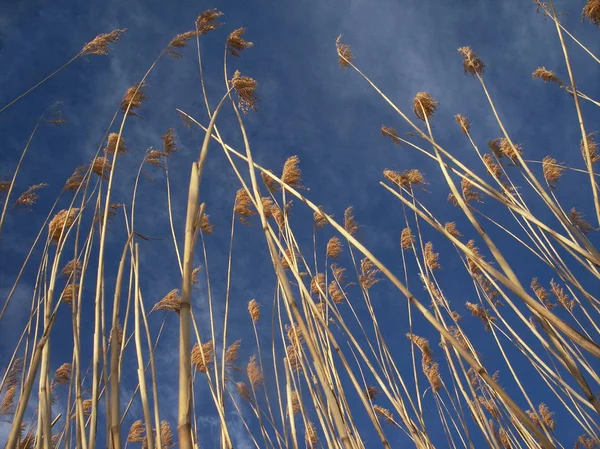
[261,169,279,193]
[550,279,575,312]
[569,208,594,235]
[227,28,254,57]
[455,114,471,135]
[413,92,439,121]
[167,31,199,57]
[400,227,414,249]
[200,214,214,234]
[531,278,554,309]
[310,273,326,295]
[314,206,328,228]
[365,385,379,400]
[336,35,354,69]
[196,9,224,35]
[192,266,202,285]
[424,242,441,270]
[236,381,251,401]
[151,289,182,314]
[458,46,485,76]
[54,363,71,385]
[328,280,345,304]
[234,188,256,225]
[281,155,302,188]
[81,29,126,56]
[290,390,301,414]
[344,206,359,236]
[0,385,16,415]
[483,154,503,178]
[61,284,79,307]
[63,166,88,192]
[583,0,600,25]
[444,222,462,239]
[466,302,496,330]
[359,257,380,289]
[127,420,145,443]
[161,128,178,156]
[0,181,10,193]
[92,156,112,179]
[248,299,260,323]
[326,236,342,258]
[120,82,146,117]
[539,403,555,431]
[287,345,302,372]
[225,340,242,365]
[49,208,79,241]
[542,156,564,185]
[532,67,563,86]
[104,133,129,157]
[14,183,48,208]
[62,259,82,280]
[247,355,264,386]
[160,421,175,449]
[231,71,260,113]
[374,405,395,424]
[381,125,401,144]
[581,132,600,165]
[192,340,214,373]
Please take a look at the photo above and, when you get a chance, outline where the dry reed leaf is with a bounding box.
[533,67,563,86]
[227,28,253,57]
[14,183,47,208]
[49,208,79,241]
[248,299,260,323]
[247,355,263,386]
[196,9,224,35]
[455,114,471,135]
[151,289,182,314]
[381,125,401,144]
[400,227,414,249]
[120,82,146,117]
[234,188,256,225]
[336,35,354,68]
[413,92,439,121]
[231,71,260,113]
[192,340,214,373]
[80,29,126,56]
[458,46,485,76]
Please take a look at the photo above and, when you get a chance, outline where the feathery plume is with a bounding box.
[413,92,439,121]
[466,302,496,330]
[458,46,485,76]
[583,0,600,25]
[160,421,175,449]
[14,183,48,208]
[200,214,214,234]
[281,155,302,188]
[384,169,427,189]
[63,165,88,192]
[196,9,224,35]
[2,358,23,392]
[290,390,301,414]
[151,289,182,314]
[161,128,178,156]
[104,133,129,157]
[533,67,563,86]
[49,208,78,241]
[236,381,251,401]
[310,273,325,295]
[167,31,200,58]
[192,266,202,285]
[336,35,354,68]
[365,386,379,400]
[82,399,93,417]
[81,29,126,56]
[424,242,441,270]
[381,125,402,144]
[286,324,304,347]
[54,363,71,385]
[328,280,345,304]
[247,355,264,387]
[230,71,260,113]
[326,236,342,258]
[305,421,318,446]
[287,345,302,372]
[0,385,16,416]
[581,132,600,165]
[127,420,145,443]
[234,188,256,225]
[569,208,594,234]
[444,222,462,238]
[531,278,554,309]
[92,156,112,179]
[455,114,471,135]
[248,299,260,323]
[225,340,242,365]
[483,154,503,178]
[0,181,10,193]
[359,257,380,290]
[401,227,414,249]
[539,403,555,431]
[314,206,328,228]
[550,280,575,312]
[261,169,279,193]
[62,259,82,280]
[192,340,214,373]
[344,206,359,235]
[227,28,253,57]
[542,156,565,185]
[61,284,79,307]
[374,406,395,424]
[120,82,146,117]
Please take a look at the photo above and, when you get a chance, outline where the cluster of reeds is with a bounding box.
[1,2,600,449]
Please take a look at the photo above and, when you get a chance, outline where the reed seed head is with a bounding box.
[61,283,79,307]
[62,259,82,280]
[533,67,563,86]
[247,355,264,386]
[81,29,126,56]
[326,236,342,258]
[234,188,256,225]
[120,82,146,117]
[413,92,439,121]
[54,363,71,385]
[192,340,214,373]
[192,266,202,285]
[196,9,224,35]
[231,71,260,113]
[287,345,302,372]
[236,381,251,401]
[310,273,325,295]
[63,165,88,192]
[539,403,555,431]
[483,154,503,178]
[0,385,16,416]
[458,46,485,76]
[261,169,279,193]
[328,280,345,304]
[466,302,496,330]
[127,420,145,443]
[225,340,242,365]
[290,390,301,414]
[400,227,414,249]
[92,156,112,179]
[424,242,441,270]
[168,31,200,57]
[381,125,401,144]
[281,155,302,188]
[314,206,328,228]
[286,324,304,347]
[14,183,48,208]
[105,133,129,157]
[444,222,462,239]
[160,421,175,449]
[344,206,359,236]
[248,299,260,323]
[581,132,600,165]
[374,405,394,424]
[455,114,471,135]
[569,208,594,234]
[550,280,575,312]
[49,208,79,241]
[583,0,600,25]
[227,28,254,57]
[336,35,354,69]
[151,289,182,314]
[365,386,379,400]
[359,257,380,290]
[531,278,554,309]
[542,156,564,185]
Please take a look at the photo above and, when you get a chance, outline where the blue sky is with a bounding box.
[1,0,600,447]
